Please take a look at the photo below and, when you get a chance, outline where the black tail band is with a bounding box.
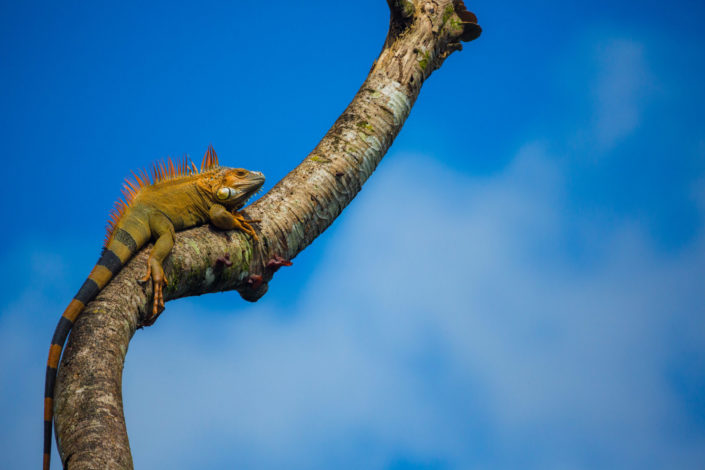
[74,278,100,304]
[50,317,73,346]
[97,249,122,274]
[114,228,138,252]
[45,366,57,398]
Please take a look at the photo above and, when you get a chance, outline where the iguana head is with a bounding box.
[207,167,265,210]
[195,145,265,210]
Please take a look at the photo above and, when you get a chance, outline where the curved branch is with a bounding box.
[54,1,481,468]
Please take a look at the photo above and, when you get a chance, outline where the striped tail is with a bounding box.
[43,227,142,470]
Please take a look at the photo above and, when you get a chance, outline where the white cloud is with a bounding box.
[1,149,703,469]
[115,150,705,469]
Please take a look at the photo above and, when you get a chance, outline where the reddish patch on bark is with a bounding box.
[266,255,293,273]
[246,274,264,290]
[215,253,233,267]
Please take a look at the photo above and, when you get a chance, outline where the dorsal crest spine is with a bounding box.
[201,144,219,171]
[104,145,220,245]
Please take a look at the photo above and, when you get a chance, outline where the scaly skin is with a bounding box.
[43,146,264,470]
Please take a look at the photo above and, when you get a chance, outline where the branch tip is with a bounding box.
[453,0,482,42]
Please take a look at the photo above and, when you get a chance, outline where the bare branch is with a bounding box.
[54,1,481,468]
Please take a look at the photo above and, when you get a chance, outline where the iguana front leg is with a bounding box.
[209,204,259,240]
[140,212,174,324]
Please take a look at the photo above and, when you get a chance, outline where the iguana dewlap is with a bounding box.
[43,145,264,470]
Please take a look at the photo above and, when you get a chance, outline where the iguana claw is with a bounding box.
[139,257,167,325]
[231,212,260,241]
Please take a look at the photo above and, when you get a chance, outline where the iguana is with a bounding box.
[43,145,264,470]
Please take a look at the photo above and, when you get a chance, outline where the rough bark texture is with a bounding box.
[54,1,480,468]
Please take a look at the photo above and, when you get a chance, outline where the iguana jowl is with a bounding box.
[43,145,264,470]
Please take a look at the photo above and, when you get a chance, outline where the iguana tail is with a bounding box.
[43,227,146,470]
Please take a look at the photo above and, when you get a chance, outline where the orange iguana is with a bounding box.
[43,145,264,470]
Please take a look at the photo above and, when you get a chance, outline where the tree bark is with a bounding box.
[54,1,480,468]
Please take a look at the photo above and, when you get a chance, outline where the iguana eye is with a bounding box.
[216,188,230,200]
[235,170,247,177]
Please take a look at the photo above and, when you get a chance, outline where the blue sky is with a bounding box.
[1,1,704,469]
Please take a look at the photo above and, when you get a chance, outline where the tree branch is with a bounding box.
[54,1,480,468]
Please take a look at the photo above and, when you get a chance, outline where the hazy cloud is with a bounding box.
[115,150,704,470]
[1,150,703,469]
[590,38,653,150]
